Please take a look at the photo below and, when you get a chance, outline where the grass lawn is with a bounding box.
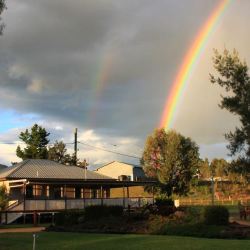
[0,233,250,250]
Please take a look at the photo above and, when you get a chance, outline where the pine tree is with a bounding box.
[16,124,50,160]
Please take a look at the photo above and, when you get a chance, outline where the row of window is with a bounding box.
[24,185,110,199]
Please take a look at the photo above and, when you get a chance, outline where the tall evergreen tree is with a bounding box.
[0,0,6,35]
[16,124,50,160]
[210,49,250,177]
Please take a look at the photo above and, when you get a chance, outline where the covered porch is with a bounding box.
[7,179,155,211]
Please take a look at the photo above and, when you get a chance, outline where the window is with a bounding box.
[75,187,81,199]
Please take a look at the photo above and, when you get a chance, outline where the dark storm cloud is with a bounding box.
[0,0,237,143]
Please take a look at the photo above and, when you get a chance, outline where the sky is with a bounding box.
[0,0,249,167]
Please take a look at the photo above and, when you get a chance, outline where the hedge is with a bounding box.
[203,205,229,225]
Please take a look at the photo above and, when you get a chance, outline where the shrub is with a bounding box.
[147,214,169,234]
[154,198,175,216]
[55,209,85,226]
[155,197,174,206]
[84,205,123,220]
[203,206,229,225]
[182,206,204,224]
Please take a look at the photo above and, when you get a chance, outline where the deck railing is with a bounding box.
[21,197,154,211]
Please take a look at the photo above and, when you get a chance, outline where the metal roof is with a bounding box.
[0,159,114,181]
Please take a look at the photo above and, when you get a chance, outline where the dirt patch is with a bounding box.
[0,227,45,233]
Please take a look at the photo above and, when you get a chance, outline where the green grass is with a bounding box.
[0,233,250,250]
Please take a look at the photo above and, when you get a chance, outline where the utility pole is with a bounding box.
[74,128,78,166]
[209,161,215,205]
[211,173,215,205]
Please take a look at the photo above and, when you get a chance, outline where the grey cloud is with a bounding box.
[0,0,248,162]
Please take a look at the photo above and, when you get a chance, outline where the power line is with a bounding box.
[0,140,142,159]
[78,141,141,159]
[0,141,74,145]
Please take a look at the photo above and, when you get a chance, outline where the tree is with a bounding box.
[141,129,200,197]
[48,140,74,165]
[199,158,229,179]
[210,49,250,177]
[210,158,229,178]
[48,141,89,167]
[198,158,210,179]
[0,185,8,210]
[16,124,50,160]
[0,0,6,35]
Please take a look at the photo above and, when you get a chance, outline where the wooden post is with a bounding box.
[152,186,155,205]
[33,211,37,227]
[122,184,125,208]
[52,212,55,225]
[23,182,26,211]
[126,186,130,209]
[38,213,40,225]
[23,213,26,224]
[64,184,67,210]
[83,187,86,208]
[100,186,103,206]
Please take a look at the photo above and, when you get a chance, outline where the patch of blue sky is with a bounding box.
[0,109,40,133]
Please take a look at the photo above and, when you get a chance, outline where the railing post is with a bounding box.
[122,184,125,208]
[23,182,26,211]
[101,186,103,206]
[33,211,37,227]
[64,184,67,210]
[23,213,26,224]
[52,212,55,225]
[83,187,86,208]
[126,186,130,209]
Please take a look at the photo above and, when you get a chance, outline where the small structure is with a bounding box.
[0,159,155,224]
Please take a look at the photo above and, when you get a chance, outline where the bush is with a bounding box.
[203,206,229,225]
[182,206,204,224]
[154,198,175,216]
[155,197,174,206]
[55,209,85,226]
[84,205,123,220]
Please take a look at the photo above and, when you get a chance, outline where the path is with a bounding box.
[0,226,45,233]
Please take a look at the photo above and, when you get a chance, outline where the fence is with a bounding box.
[178,196,250,206]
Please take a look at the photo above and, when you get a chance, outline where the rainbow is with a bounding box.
[88,47,116,125]
[159,0,232,129]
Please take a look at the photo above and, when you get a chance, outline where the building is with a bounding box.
[95,161,147,181]
[95,161,152,198]
[0,159,155,224]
